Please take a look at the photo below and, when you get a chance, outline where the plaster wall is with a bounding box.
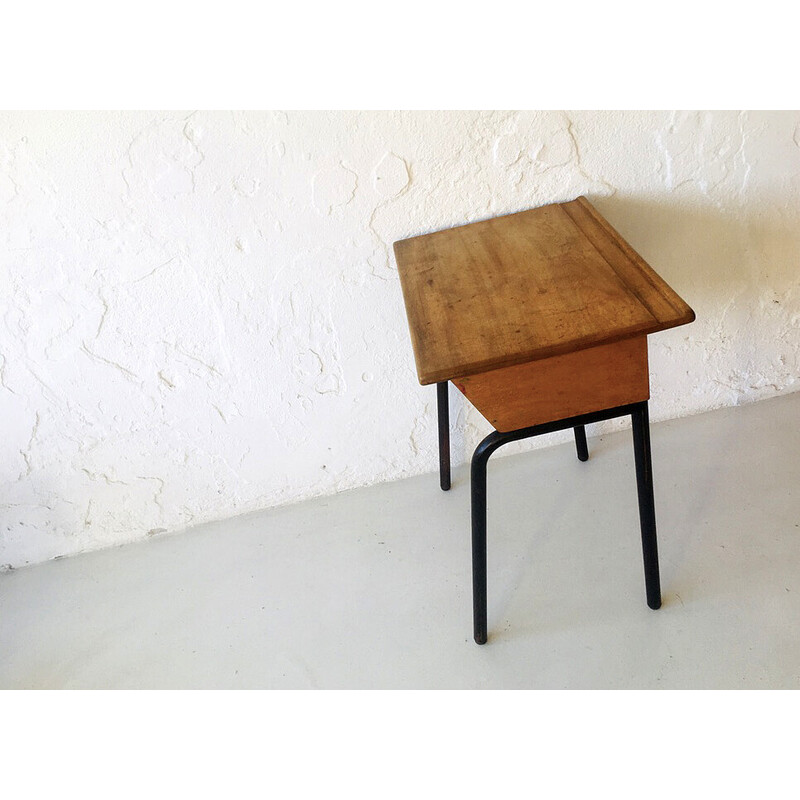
[2,110,799,568]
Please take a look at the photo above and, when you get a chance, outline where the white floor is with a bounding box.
[2,392,800,689]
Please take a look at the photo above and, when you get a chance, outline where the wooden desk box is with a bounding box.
[394,196,695,643]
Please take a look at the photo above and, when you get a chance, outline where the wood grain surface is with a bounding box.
[394,196,695,385]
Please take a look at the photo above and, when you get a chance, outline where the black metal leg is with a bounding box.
[463,402,658,644]
[631,402,662,610]
[573,425,589,461]
[437,381,451,491]
[470,438,493,644]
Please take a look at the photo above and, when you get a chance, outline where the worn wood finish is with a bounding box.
[394,196,695,386]
[453,336,650,432]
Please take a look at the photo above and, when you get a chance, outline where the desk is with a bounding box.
[393,196,695,644]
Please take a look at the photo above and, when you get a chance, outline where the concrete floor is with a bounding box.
[2,392,800,689]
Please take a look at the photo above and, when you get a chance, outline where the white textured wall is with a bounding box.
[2,110,799,569]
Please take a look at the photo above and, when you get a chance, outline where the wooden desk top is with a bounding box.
[393,196,695,385]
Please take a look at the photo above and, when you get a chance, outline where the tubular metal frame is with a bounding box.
[436,384,661,644]
[437,381,451,491]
